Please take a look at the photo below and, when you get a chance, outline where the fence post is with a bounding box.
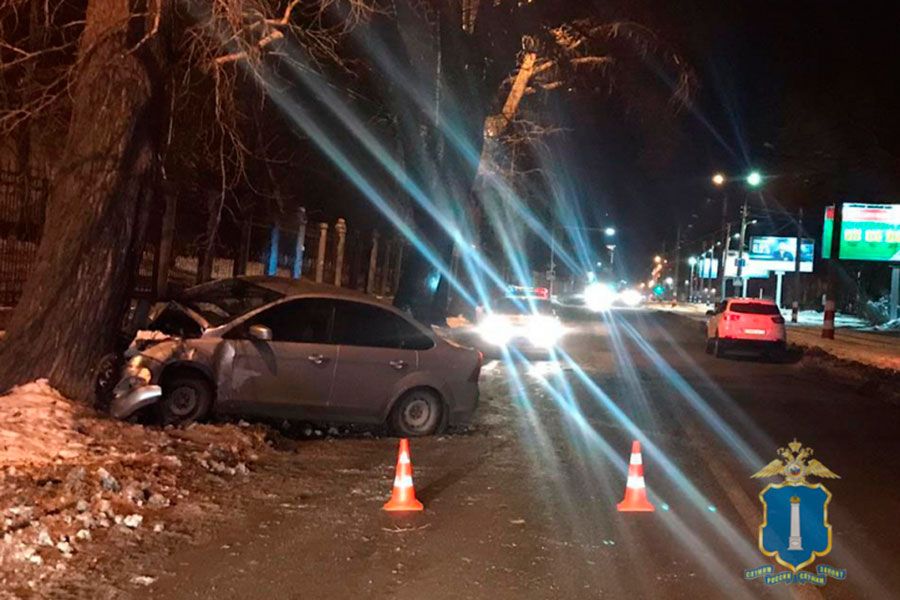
[379,239,393,296]
[315,222,329,283]
[155,185,177,297]
[366,230,380,295]
[266,224,279,276]
[292,207,307,280]
[392,240,404,294]
[334,218,347,286]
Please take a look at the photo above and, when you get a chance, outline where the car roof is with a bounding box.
[186,276,374,302]
[726,297,777,304]
[184,276,430,329]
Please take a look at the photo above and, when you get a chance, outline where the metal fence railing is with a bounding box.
[0,161,48,306]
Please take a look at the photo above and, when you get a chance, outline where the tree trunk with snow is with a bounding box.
[0,0,161,401]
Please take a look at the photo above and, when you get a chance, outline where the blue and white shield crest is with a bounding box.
[759,483,832,572]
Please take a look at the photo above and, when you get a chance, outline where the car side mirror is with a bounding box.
[705,310,715,316]
[249,324,272,341]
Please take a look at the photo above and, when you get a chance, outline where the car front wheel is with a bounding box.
[390,388,444,437]
[159,375,212,426]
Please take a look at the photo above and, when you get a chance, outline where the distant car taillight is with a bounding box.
[772,316,785,324]
[726,313,741,321]
[469,351,483,382]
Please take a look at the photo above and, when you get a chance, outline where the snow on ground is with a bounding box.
[875,318,900,332]
[790,309,871,328]
[0,380,270,595]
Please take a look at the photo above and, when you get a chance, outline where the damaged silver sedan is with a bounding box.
[111,277,482,436]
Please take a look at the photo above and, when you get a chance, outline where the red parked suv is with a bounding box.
[705,298,786,358]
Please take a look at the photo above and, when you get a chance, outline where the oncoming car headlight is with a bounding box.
[526,316,565,348]
[584,282,617,312]
[478,315,515,346]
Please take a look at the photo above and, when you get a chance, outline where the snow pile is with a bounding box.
[0,380,271,595]
[788,328,900,372]
[0,379,89,467]
[875,319,900,332]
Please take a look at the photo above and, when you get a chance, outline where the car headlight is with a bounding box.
[527,316,565,348]
[113,356,154,397]
[478,315,515,346]
[584,282,616,312]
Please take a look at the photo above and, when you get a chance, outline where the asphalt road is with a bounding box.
[103,309,899,599]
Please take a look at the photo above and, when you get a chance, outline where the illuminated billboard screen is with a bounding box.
[748,237,814,272]
[698,257,717,279]
[724,251,770,278]
[838,203,900,262]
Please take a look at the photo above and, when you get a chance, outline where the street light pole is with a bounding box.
[735,197,749,297]
[674,223,682,301]
[718,191,730,301]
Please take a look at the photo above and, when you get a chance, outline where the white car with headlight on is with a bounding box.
[476,297,565,350]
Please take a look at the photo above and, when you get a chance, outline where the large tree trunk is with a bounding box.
[0,0,160,400]
[390,0,487,324]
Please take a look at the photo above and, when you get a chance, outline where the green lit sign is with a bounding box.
[838,203,900,262]
[653,284,665,296]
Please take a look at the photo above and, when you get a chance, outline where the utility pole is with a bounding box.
[718,192,730,301]
[674,224,682,301]
[720,223,731,301]
[735,197,749,297]
[791,208,803,321]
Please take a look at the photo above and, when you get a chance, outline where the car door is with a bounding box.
[328,300,434,421]
[224,298,337,419]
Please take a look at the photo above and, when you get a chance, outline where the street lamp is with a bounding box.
[654,255,662,264]
[746,170,762,187]
[687,256,697,302]
[604,227,616,236]
[712,172,726,187]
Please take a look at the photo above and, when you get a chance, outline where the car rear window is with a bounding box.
[729,302,780,315]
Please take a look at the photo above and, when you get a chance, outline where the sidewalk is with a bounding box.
[649,301,900,372]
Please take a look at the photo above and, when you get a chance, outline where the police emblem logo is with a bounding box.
[744,439,848,586]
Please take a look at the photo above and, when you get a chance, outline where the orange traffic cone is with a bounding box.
[617,440,655,512]
[383,438,424,512]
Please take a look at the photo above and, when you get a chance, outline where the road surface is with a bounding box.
[68,310,900,599]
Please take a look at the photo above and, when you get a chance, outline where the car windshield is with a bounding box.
[179,280,284,326]
[729,302,780,315]
[491,298,554,315]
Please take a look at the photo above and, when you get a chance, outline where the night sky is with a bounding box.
[567,0,900,278]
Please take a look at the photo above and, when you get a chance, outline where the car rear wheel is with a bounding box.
[713,337,726,358]
[389,388,444,437]
[159,375,212,426]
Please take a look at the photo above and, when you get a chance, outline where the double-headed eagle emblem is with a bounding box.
[752,439,840,485]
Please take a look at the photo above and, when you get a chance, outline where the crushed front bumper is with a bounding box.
[110,385,163,419]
